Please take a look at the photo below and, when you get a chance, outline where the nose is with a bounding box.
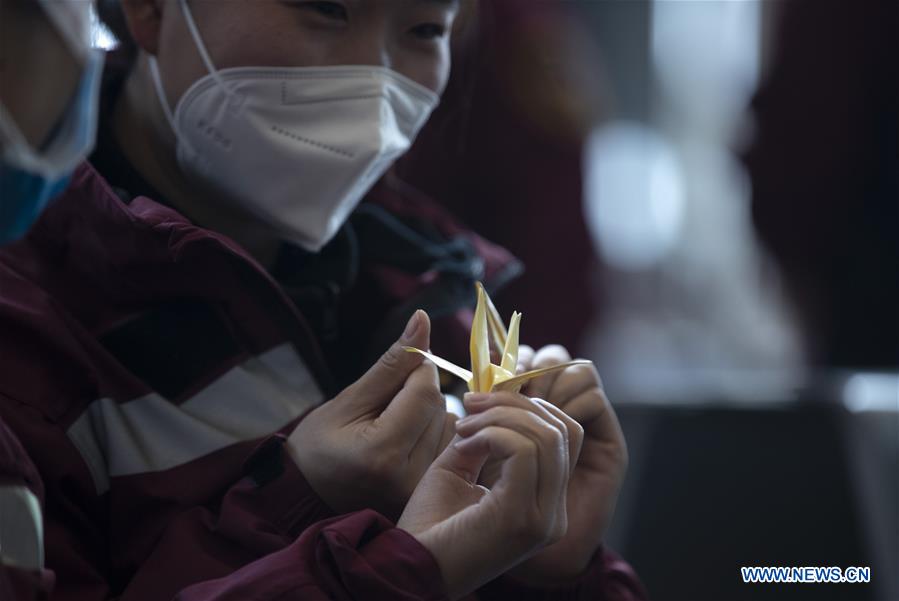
[342,25,393,70]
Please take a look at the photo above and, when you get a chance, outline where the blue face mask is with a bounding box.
[0,168,71,244]
[0,49,104,245]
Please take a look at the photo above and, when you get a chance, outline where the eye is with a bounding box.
[297,1,348,21]
[409,23,448,41]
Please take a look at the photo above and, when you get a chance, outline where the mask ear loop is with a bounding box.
[149,0,241,157]
[148,58,179,135]
[178,0,243,110]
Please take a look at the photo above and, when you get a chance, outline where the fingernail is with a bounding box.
[402,310,421,339]
[456,415,474,428]
[463,392,489,405]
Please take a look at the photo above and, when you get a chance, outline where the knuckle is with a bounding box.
[534,344,571,367]
[478,405,512,424]
[378,345,406,373]
[577,389,608,421]
[524,396,545,412]
[528,396,547,409]
[571,363,598,383]
[538,421,566,450]
[419,386,445,411]
[490,391,520,407]
[570,419,585,442]
[519,436,540,462]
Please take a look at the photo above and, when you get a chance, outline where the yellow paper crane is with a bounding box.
[404,282,591,394]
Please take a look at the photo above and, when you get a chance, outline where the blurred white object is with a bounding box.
[583,121,685,271]
[843,373,899,413]
[0,485,43,569]
[90,3,118,50]
[582,1,803,399]
[445,394,465,418]
[652,0,760,133]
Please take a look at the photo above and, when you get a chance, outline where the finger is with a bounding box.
[345,310,431,410]
[532,398,584,476]
[564,387,627,457]
[523,345,572,401]
[516,344,535,374]
[459,396,571,500]
[378,358,445,445]
[398,433,491,538]
[544,362,602,412]
[456,405,569,483]
[462,392,580,477]
[463,392,564,441]
[453,424,565,521]
[428,433,493,493]
[438,411,459,455]
[408,396,458,470]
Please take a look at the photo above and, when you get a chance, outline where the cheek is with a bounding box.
[394,46,452,95]
[155,6,210,105]
[202,12,331,70]
[156,2,323,104]
[0,7,80,148]
[432,51,453,95]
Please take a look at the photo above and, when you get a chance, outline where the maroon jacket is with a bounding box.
[0,163,647,600]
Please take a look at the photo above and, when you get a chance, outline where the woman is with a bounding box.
[0,0,102,242]
[0,0,103,596]
[0,1,644,599]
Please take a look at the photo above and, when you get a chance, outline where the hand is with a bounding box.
[494,344,629,585]
[397,401,572,600]
[287,310,457,520]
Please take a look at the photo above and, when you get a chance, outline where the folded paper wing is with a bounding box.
[404,282,591,394]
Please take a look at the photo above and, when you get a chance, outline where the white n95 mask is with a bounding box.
[149,0,439,252]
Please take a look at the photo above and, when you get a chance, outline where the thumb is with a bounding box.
[346,309,432,410]
[433,434,491,487]
[412,434,490,524]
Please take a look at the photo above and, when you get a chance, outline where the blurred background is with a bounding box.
[93,1,898,599]
[400,1,899,599]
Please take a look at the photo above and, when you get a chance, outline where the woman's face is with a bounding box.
[151,0,460,105]
[0,0,82,150]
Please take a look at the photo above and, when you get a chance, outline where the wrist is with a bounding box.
[239,433,335,536]
[506,541,596,587]
[406,527,474,601]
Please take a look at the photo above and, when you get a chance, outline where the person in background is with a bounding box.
[0,0,645,599]
[0,0,103,244]
[0,0,103,597]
